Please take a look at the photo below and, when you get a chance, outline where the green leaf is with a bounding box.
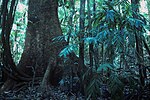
[134,19,144,28]
[127,17,145,29]
[59,44,77,58]
[108,73,124,98]
[83,37,97,44]
[97,63,114,72]
[106,10,115,22]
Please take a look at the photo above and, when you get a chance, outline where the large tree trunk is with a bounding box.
[19,0,64,76]
[1,0,65,92]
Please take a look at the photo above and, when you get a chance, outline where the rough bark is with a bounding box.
[18,0,65,76]
[1,0,66,92]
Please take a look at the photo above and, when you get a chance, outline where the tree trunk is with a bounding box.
[78,0,86,95]
[131,0,145,86]
[18,0,65,76]
[78,0,85,75]
[1,0,65,92]
[87,0,93,71]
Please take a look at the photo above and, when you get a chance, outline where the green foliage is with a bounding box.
[85,74,102,99]
[4,0,149,99]
[84,37,97,44]
[82,68,102,99]
[52,0,150,99]
[57,0,149,99]
[10,2,27,64]
[108,72,124,100]
[82,64,140,99]
[59,44,78,58]
[97,63,114,72]
[105,10,115,22]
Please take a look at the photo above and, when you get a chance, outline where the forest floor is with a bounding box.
[0,84,150,100]
[0,84,86,100]
[0,80,150,100]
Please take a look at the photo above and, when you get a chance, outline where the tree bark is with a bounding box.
[1,0,65,92]
[87,0,93,71]
[79,0,85,75]
[18,0,64,76]
[131,0,145,86]
[78,0,85,95]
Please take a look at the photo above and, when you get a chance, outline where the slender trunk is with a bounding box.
[1,0,28,79]
[67,0,75,45]
[0,0,25,93]
[93,0,99,69]
[40,59,52,91]
[69,0,75,91]
[87,0,93,73]
[131,0,145,86]
[79,0,85,75]
[135,33,145,86]
[78,0,85,95]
